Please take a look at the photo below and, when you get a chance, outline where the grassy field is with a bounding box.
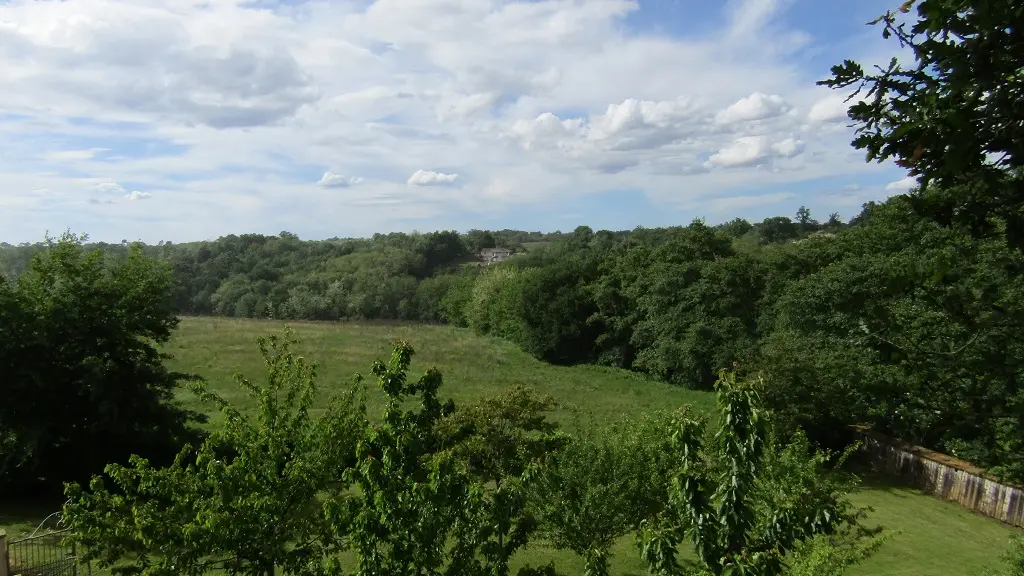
[163,316,715,429]
[2,316,1018,575]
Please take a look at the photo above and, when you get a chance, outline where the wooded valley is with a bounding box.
[3,0,1024,574]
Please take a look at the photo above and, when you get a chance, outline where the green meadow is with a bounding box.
[2,316,1016,575]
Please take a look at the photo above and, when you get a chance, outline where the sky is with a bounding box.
[0,0,920,244]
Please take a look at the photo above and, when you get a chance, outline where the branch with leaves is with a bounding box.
[437,386,567,576]
[337,341,470,576]
[820,0,1024,247]
[639,371,872,576]
[62,329,366,576]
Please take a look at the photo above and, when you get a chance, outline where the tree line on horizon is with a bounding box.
[0,230,890,576]
[0,210,845,321]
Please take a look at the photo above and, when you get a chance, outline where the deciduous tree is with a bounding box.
[337,341,468,576]
[438,386,566,576]
[63,329,365,576]
[0,231,204,495]
[820,0,1024,248]
[639,371,868,576]
[530,416,673,576]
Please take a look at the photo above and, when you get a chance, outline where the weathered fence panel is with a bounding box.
[852,425,1024,528]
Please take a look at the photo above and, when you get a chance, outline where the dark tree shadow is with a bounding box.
[845,457,917,498]
[0,496,65,537]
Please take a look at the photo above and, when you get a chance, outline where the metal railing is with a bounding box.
[5,513,89,576]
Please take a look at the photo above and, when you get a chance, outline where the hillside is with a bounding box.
[159,316,1016,576]
[163,316,714,429]
[9,200,1018,495]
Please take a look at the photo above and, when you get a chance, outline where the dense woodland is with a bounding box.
[3,199,1021,485]
[2,0,1024,574]
[0,220,832,323]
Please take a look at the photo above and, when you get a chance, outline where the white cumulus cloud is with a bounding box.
[126,190,152,200]
[592,98,696,135]
[885,176,919,191]
[771,137,805,158]
[708,137,770,168]
[407,170,460,186]
[715,92,791,124]
[510,113,587,150]
[808,95,853,124]
[93,182,127,194]
[317,172,362,188]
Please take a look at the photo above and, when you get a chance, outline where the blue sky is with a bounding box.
[0,0,915,243]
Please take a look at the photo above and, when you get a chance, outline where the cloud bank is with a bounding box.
[0,0,911,242]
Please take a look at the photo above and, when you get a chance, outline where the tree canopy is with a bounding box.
[820,0,1024,247]
[0,232,204,495]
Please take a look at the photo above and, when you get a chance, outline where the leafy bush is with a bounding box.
[63,329,365,576]
[439,386,565,576]
[1,232,205,495]
[980,535,1024,576]
[466,266,534,344]
[638,371,876,576]
[530,421,672,576]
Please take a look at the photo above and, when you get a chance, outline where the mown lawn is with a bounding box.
[846,469,1018,576]
[2,316,1017,575]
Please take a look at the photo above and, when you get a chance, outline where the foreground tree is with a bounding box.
[335,341,470,576]
[530,416,674,576]
[821,0,1024,248]
[761,196,1024,480]
[438,386,566,576]
[639,371,871,576]
[63,329,365,576]
[0,231,204,495]
[783,526,892,576]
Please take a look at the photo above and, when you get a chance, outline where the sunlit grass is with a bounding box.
[1,316,1017,575]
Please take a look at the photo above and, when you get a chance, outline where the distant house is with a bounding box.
[479,247,514,266]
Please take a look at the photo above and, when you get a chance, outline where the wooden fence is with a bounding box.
[851,425,1024,528]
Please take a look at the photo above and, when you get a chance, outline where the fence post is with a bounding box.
[0,529,9,576]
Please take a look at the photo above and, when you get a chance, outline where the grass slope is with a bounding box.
[2,316,1017,576]
[164,316,714,429]
[165,317,1020,576]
